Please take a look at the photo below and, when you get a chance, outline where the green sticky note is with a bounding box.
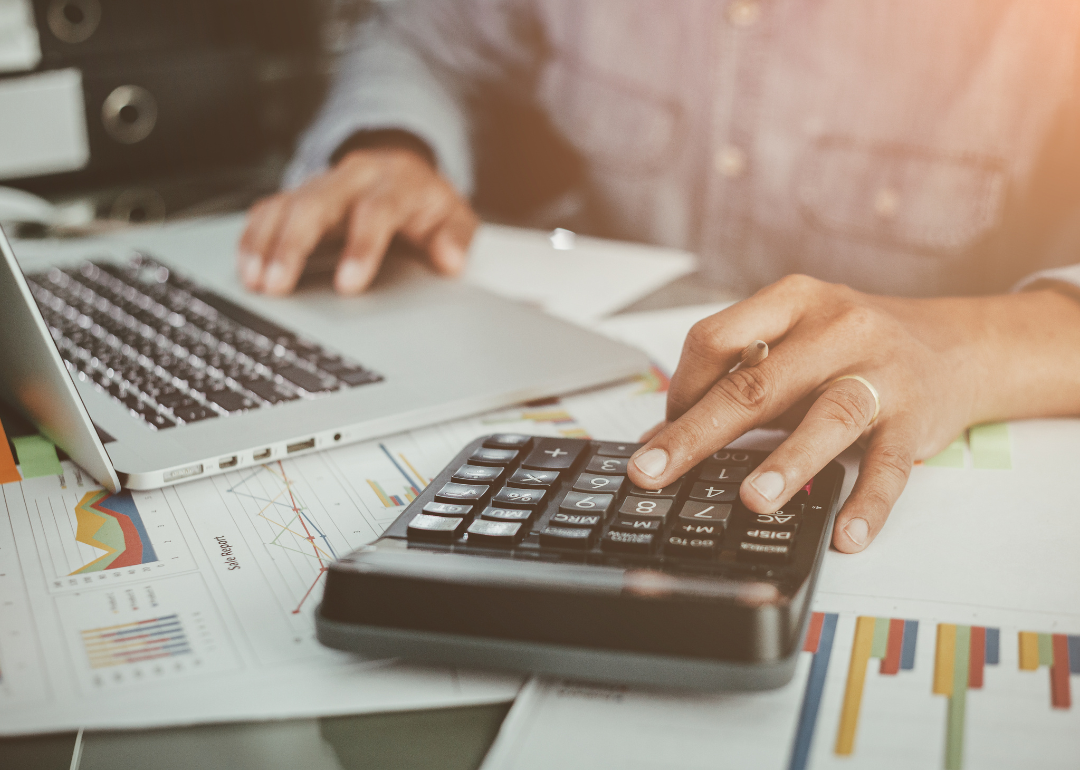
[969,423,1011,470]
[924,435,965,468]
[11,434,63,478]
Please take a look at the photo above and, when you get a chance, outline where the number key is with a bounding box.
[625,479,683,498]
[573,473,625,495]
[617,496,672,520]
[688,482,738,502]
[586,456,629,475]
[676,501,732,526]
[697,463,749,483]
[559,491,614,516]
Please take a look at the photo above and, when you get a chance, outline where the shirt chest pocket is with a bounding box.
[536,54,683,176]
[796,139,1008,255]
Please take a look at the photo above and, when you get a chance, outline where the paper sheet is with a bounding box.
[0,376,666,735]
[0,0,41,73]
[464,224,697,324]
[594,303,734,375]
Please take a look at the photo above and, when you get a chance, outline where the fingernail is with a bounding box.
[240,253,262,287]
[843,517,870,547]
[336,260,366,293]
[633,448,668,478]
[750,470,785,502]
[264,262,290,294]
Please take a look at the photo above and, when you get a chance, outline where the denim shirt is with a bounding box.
[286,0,1080,298]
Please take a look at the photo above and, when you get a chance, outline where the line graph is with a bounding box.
[366,444,429,508]
[225,462,337,615]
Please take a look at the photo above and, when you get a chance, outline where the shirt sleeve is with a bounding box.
[282,0,540,197]
[1012,263,1080,300]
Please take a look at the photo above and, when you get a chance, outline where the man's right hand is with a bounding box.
[237,146,478,296]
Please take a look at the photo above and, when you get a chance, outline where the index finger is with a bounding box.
[629,336,840,489]
[666,276,812,421]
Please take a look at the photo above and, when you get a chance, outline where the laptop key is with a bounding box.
[274,364,331,394]
[205,387,257,413]
[240,376,298,404]
[173,404,218,423]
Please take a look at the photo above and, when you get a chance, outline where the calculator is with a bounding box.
[317,434,844,690]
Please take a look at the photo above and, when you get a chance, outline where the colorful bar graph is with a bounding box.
[367,444,428,508]
[1018,630,1079,710]
[788,612,838,770]
[80,614,191,669]
[11,434,62,478]
[835,616,919,755]
[933,623,999,770]
[0,419,20,484]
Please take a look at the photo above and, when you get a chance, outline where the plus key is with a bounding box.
[521,438,586,470]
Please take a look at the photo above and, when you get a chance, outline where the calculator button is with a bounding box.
[711,450,753,464]
[737,541,791,563]
[618,496,672,519]
[672,521,723,539]
[560,491,615,516]
[435,483,489,503]
[466,518,523,546]
[625,479,683,498]
[595,442,640,457]
[677,501,733,525]
[697,463,750,483]
[665,534,720,558]
[550,512,602,528]
[483,434,533,450]
[748,510,799,528]
[522,438,586,470]
[481,506,534,523]
[407,513,466,542]
[492,486,547,508]
[586,456,629,475]
[539,526,594,549]
[602,530,655,554]
[688,482,738,502]
[422,502,473,518]
[573,473,625,495]
[469,447,519,466]
[507,469,560,488]
[451,464,505,484]
[610,517,663,533]
[742,527,796,543]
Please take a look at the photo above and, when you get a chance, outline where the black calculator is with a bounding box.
[317,434,844,690]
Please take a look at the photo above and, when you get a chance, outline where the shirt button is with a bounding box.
[726,0,762,27]
[714,145,747,179]
[874,187,900,218]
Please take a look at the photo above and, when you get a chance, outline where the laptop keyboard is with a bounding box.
[24,254,383,431]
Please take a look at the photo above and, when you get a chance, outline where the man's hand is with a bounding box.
[626,275,1080,553]
[237,147,478,295]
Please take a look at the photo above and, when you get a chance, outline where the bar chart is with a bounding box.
[365,443,429,508]
[933,624,1000,770]
[80,614,191,669]
[1019,631,1080,710]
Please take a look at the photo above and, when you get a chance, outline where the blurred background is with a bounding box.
[0,0,372,233]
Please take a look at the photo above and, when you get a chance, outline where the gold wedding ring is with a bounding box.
[829,375,881,425]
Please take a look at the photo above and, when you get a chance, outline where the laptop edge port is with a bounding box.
[287,439,316,454]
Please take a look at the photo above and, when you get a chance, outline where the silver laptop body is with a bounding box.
[0,218,647,490]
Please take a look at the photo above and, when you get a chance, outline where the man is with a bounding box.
[236,0,1080,553]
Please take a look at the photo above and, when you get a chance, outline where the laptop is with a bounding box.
[0,219,647,492]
